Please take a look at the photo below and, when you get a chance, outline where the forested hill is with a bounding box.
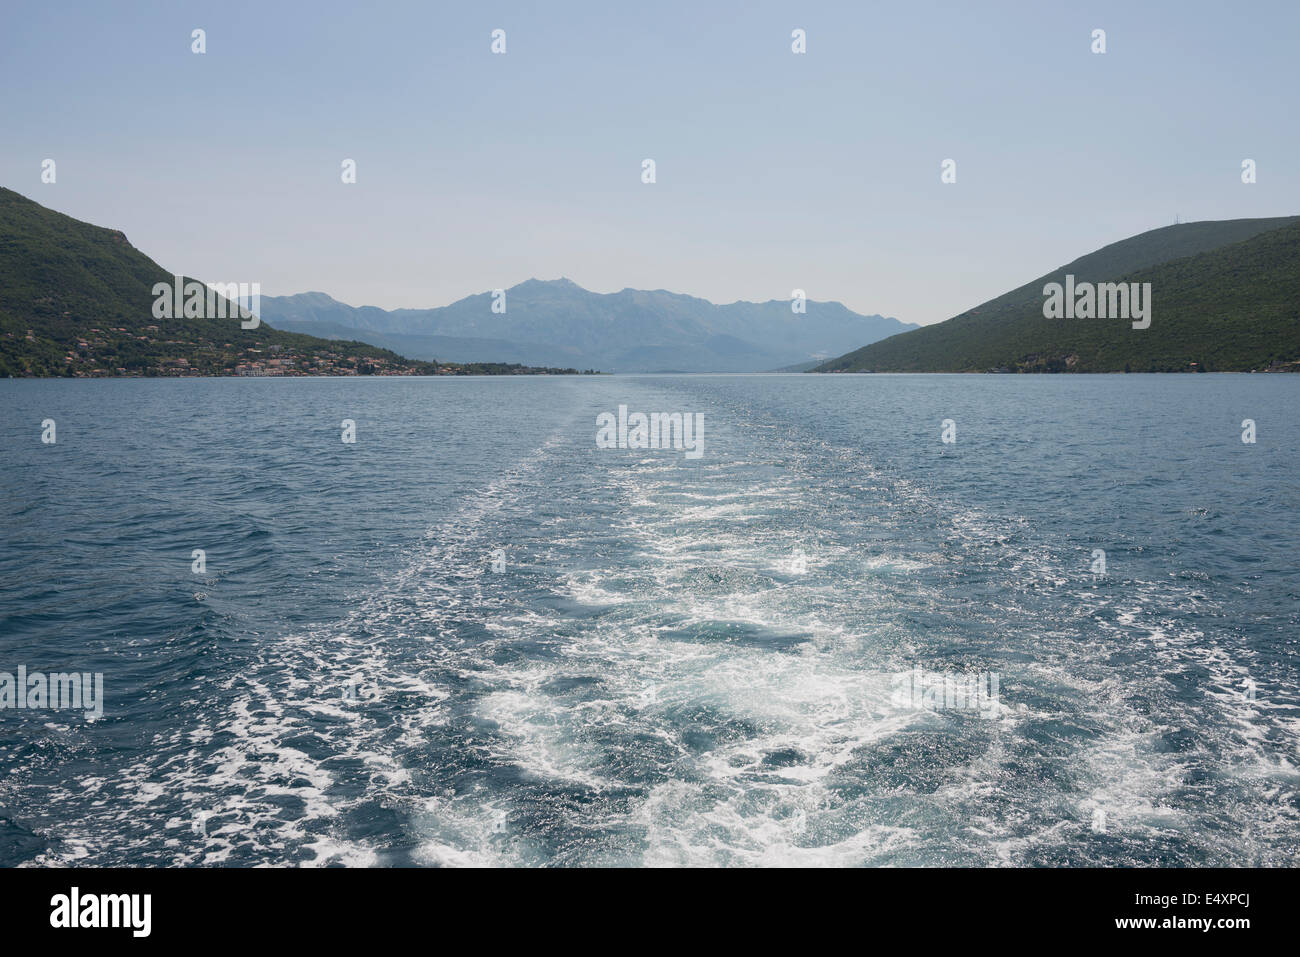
[814,216,1300,373]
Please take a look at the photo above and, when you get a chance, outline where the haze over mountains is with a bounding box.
[815,216,1300,374]
[260,282,915,373]
[6,184,1298,378]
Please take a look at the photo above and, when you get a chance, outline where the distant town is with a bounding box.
[4,324,592,378]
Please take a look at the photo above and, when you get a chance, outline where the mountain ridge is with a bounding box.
[261,279,914,373]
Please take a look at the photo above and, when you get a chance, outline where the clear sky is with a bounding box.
[2,0,1297,324]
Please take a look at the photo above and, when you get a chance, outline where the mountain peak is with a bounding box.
[511,277,585,292]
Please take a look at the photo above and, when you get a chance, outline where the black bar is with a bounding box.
[0,866,1274,944]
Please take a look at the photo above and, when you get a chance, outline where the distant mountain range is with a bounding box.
[815,216,1300,373]
[0,189,583,377]
[260,282,915,373]
[10,183,1295,379]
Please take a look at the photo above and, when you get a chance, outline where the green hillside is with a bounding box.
[815,217,1300,373]
[0,188,582,377]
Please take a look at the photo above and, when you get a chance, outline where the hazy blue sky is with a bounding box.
[3,1,1297,324]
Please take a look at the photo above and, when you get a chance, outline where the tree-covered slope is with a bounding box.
[815,216,1300,373]
[0,188,581,376]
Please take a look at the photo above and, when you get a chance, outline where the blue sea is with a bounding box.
[1,374,1297,867]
